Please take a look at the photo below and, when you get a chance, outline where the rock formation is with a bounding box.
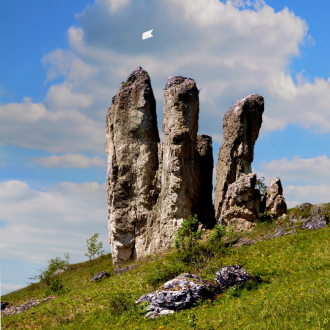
[219,173,261,231]
[214,95,264,221]
[264,177,287,217]
[105,67,160,266]
[105,68,215,266]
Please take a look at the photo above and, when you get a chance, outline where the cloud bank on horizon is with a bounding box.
[1,0,330,295]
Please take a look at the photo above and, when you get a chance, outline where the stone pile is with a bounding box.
[1,296,55,317]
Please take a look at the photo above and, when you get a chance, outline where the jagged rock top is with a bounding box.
[164,76,196,90]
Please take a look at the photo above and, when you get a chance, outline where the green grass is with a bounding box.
[2,214,330,329]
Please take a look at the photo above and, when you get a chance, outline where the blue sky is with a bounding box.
[1,0,330,295]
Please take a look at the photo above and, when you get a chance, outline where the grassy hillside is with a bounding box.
[2,213,330,329]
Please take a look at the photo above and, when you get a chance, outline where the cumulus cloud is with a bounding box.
[260,155,330,184]
[0,98,104,153]
[29,154,106,168]
[0,180,108,265]
[284,185,330,208]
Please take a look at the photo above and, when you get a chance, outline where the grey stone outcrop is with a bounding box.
[302,216,327,230]
[105,68,215,266]
[264,177,287,217]
[219,173,261,232]
[214,265,251,290]
[91,271,110,282]
[136,273,218,318]
[214,94,264,221]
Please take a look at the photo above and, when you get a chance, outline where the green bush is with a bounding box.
[44,278,67,296]
[174,214,202,250]
[28,253,70,286]
[208,224,226,244]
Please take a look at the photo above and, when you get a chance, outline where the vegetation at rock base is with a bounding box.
[2,210,330,329]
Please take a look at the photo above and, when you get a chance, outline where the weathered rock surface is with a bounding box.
[105,66,160,266]
[136,273,218,318]
[296,203,313,212]
[214,265,251,290]
[91,271,110,282]
[214,94,264,221]
[219,173,261,231]
[264,177,287,217]
[149,76,203,253]
[105,69,215,266]
[310,203,330,218]
[302,216,327,230]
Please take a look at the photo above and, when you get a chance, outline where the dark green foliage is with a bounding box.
[256,176,267,200]
[257,211,273,223]
[174,214,202,251]
[28,253,70,286]
[208,224,226,244]
[44,278,67,296]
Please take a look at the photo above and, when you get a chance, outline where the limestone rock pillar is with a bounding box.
[214,94,264,221]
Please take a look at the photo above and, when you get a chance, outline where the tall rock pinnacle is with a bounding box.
[105,66,160,266]
[214,94,264,221]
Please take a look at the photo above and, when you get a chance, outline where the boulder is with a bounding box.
[219,173,261,231]
[91,271,110,282]
[214,94,264,220]
[136,273,218,318]
[105,66,160,266]
[214,265,251,290]
[302,216,327,230]
[264,177,287,217]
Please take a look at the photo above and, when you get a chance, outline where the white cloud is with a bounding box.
[0,98,104,153]
[284,185,330,208]
[46,83,93,109]
[0,180,108,265]
[260,155,330,184]
[29,154,106,168]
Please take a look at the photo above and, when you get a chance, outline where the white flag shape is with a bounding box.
[142,29,153,40]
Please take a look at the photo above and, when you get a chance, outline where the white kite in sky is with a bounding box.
[142,29,153,40]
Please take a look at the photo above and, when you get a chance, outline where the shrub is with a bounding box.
[44,278,67,297]
[208,224,226,244]
[28,253,70,286]
[174,214,202,251]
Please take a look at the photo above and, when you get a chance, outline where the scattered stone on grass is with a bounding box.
[302,216,327,230]
[91,271,110,282]
[113,265,136,275]
[214,265,251,290]
[136,273,218,318]
[1,296,56,317]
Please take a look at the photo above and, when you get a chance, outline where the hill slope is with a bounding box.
[2,209,330,329]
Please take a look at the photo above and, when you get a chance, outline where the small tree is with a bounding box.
[28,252,70,286]
[85,233,105,266]
[174,214,202,251]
